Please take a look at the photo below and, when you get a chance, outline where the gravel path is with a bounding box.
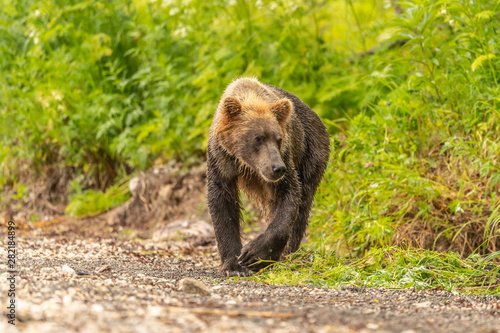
[1,236,499,333]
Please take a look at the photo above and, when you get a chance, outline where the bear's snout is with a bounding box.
[272,163,286,177]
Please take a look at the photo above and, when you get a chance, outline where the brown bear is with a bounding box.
[207,77,330,277]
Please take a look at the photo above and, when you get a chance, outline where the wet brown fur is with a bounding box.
[207,77,330,276]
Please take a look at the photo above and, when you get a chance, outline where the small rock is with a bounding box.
[414,301,431,309]
[180,278,211,296]
[146,306,164,318]
[61,265,76,276]
[91,304,104,313]
[153,220,215,241]
[96,265,111,273]
[129,177,141,197]
[41,267,54,274]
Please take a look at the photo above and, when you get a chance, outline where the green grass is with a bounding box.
[64,176,131,217]
[249,246,500,296]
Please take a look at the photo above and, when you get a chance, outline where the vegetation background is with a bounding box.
[1,0,499,293]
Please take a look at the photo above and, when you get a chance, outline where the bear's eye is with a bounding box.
[277,138,283,147]
[254,136,265,145]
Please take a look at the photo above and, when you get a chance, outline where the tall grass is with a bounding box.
[310,0,500,256]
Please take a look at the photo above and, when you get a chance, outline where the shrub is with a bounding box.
[311,0,500,256]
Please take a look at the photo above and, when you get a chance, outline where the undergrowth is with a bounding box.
[309,0,500,257]
[0,0,390,187]
[64,176,131,217]
[250,247,500,296]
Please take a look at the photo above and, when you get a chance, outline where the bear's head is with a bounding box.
[217,96,292,182]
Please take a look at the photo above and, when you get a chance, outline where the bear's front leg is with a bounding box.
[238,175,300,271]
[207,155,250,277]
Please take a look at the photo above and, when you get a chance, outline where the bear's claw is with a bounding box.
[223,270,252,277]
[220,259,251,277]
[238,234,281,270]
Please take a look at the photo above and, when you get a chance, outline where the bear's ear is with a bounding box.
[221,96,242,118]
[271,98,292,124]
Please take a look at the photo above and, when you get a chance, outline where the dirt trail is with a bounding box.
[1,235,499,333]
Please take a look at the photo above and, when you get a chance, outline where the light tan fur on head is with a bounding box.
[214,77,293,140]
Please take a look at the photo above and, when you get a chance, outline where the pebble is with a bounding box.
[179,278,211,296]
[61,265,76,276]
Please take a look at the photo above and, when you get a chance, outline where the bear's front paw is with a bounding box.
[222,269,252,277]
[238,234,284,271]
[220,260,251,277]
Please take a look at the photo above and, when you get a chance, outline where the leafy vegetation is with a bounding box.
[0,0,390,188]
[310,0,500,258]
[250,247,500,296]
[1,0,499,293]
[64,176,131,217]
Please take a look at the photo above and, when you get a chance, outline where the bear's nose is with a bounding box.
[272,163,286,176]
